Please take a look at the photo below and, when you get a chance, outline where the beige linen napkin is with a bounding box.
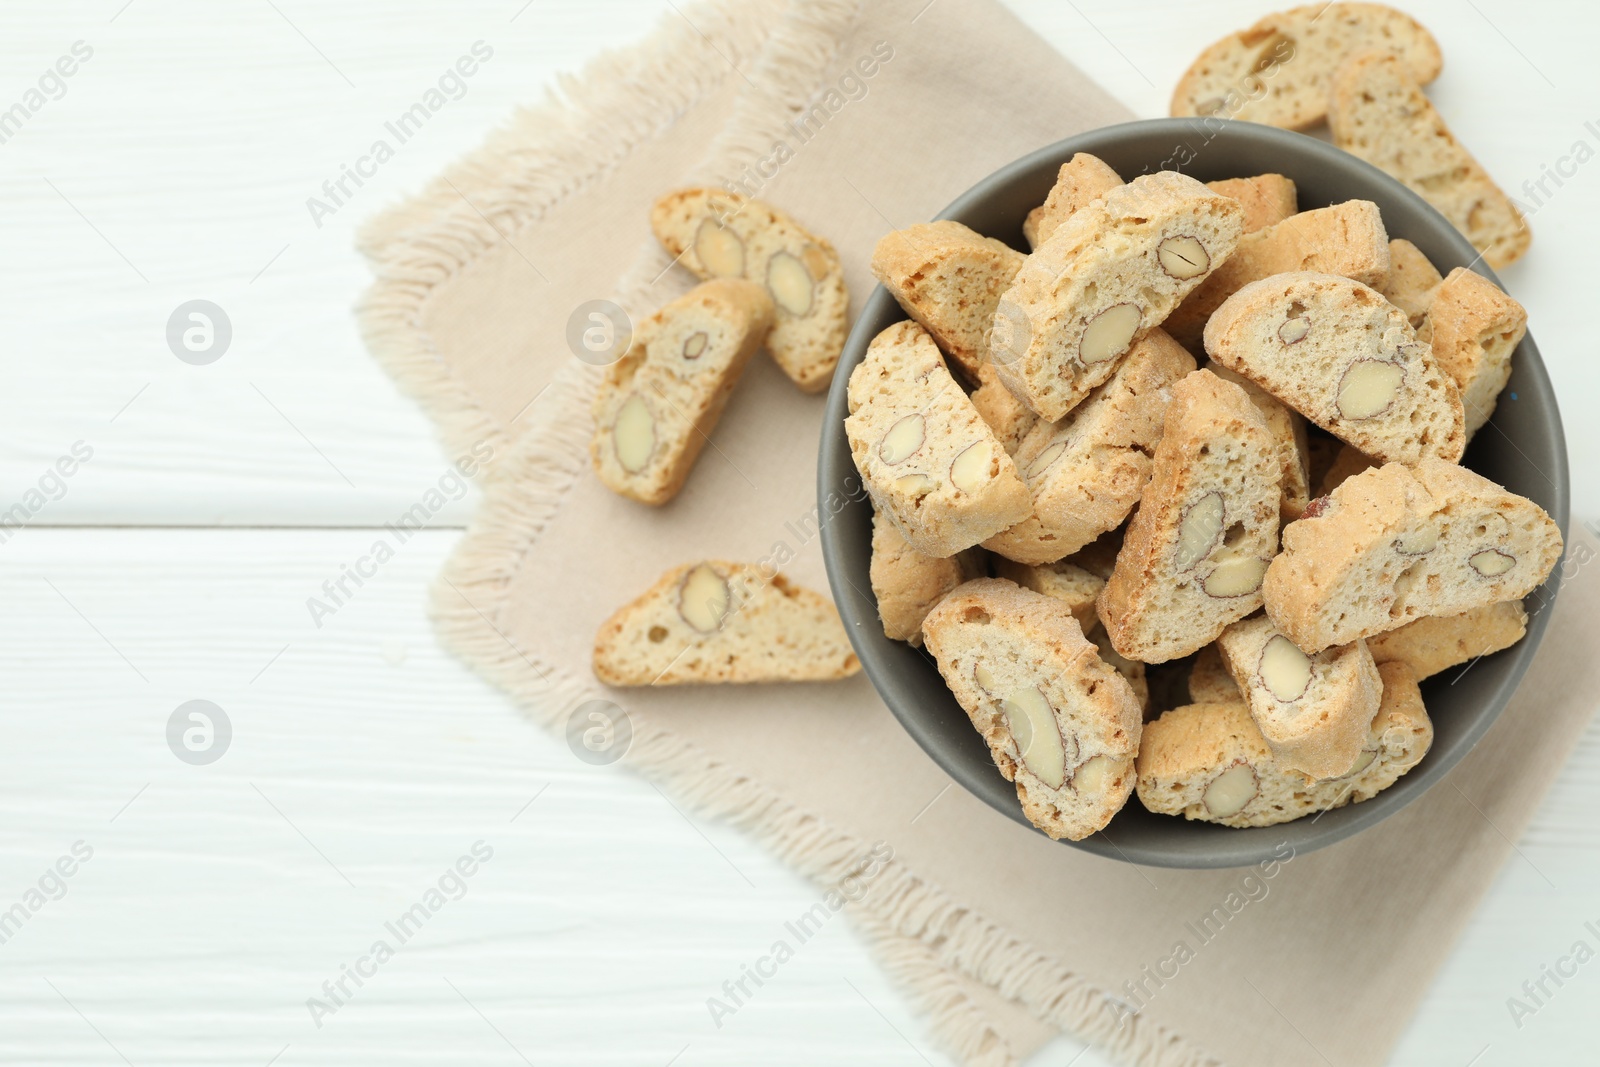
[357,2,1599,1064]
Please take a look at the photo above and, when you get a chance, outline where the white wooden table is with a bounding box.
[2,2,1596,1064]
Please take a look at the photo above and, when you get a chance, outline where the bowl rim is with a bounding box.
[818,117,1571,869]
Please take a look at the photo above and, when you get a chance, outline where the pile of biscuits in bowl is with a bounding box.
[841,3,1561,842]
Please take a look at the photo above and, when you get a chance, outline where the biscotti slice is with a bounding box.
[870,220,1024,382]
[1188,643,1241,704]
[1089,624,1152,717]
[1170,3,1442,129]
[1164,199,1390,352]
[985,329,1196,564]
[1216,615,1381,778]
[1366,600,1528,680]
[591,280,773,505]
[651,188,847,392]
[1379,239,1444,330]
[1264,458,1563,652]
[1023,153,1124,249]
[1424,268,1527,440]
[992,557,1103,634]
[845,322,1030,557]
[1097,370,1281,663]
[1134,666,1432,827]
[1205,271,1465,464]
[1205,361,1310,521]
[970,362,1038,454]
[1206,174,1298,234]
[593,561,860,685]
[991,172,1244,421]
[921,579,1143,840]
[1329,52,1529,268]
[1317,442,1377,497]
[870,509,983,646]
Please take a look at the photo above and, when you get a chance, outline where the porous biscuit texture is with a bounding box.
[984,329,1196,564]
[991,172,1244,421]
[1217,615,1381,778]
[1329,51,1529,268]
[1022,153,1124,249]
[1170,3,1442,130]
[593,561,860,685]
[1164,200,1390,352]
[1206,174,1298,233]
[652,188,848,391]
[870,510,984,646]
[1263,459,1563,652]
[1366,600,1528,680]
[1205,360,1311,521]
[871,220,1024,382]
[1379,238,1444,331]
[1204,271,1465,465]
[1097,370,1282,663]
[1424,267,1527,440]
[1135,661,1432,827]
[921,579,1143,840]
[846,322,1030,557]
[591,279,773,505]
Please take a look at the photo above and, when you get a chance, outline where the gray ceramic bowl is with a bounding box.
[818,118,1569,869]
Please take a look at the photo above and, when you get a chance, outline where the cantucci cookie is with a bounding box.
[1264,459,1563,652]
[921,579,1143,841]
[1329,52,1529,268]
[970,362,1038,454]
[1089,624,1152,717]
[993,557,1103,634]
[1206,174,1298,234]
[1379,239,1443,331]
[1022,153,1123,249]
[593,561,860,685]
[1187,643,1241,704]
[1367,599,1528,680]
[1170,3,1442,129]
[1205,271,1465,464]
[1216,615,1381,778]
[1205,361,1310,521]
[870,220,1024,382]
[984,329,1196,564]
[991,172,1244,421]
[651,188,847,392]
[1164,199,1390,352]
[1424,268,1527,440]
[870,509,984,646]
[1134,664,1432,827]
[592,279,773,505]
[1097,370,1282,663]
[846,322,1029,557]
[1317,442,1376,497]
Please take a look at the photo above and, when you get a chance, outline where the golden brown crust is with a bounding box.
[1206,174,1298,234]
[870,510,982,644]
[1366,600,1527,680]
[1022,153,1124,249]
[1425,267,1527,440]
[870,220,1024,382]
